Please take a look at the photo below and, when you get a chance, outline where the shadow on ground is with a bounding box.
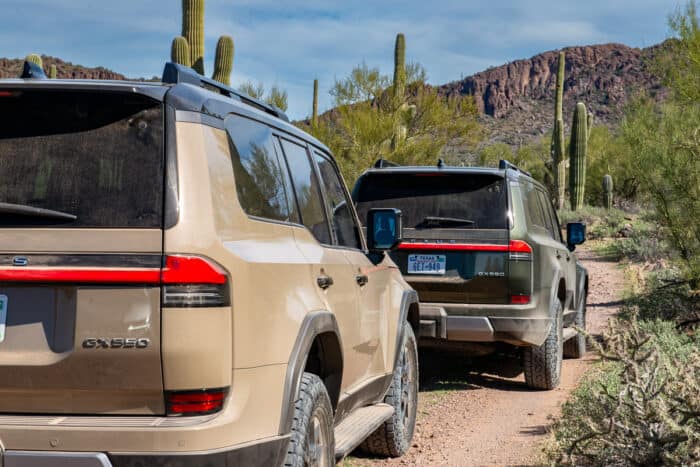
[418,347,535,394]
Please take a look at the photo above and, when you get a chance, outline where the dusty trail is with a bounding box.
[349,246,625,466]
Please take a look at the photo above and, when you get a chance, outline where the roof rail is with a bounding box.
[374,158,401,168]
[499,159,532,177]
[161,62,290,123]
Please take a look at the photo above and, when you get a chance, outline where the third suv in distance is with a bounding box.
[353,160,588,390]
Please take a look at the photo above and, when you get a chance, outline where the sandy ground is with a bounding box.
[348,246,625,467]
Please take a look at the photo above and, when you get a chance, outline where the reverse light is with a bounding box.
[166,387,228,416]
[161,255,230,307]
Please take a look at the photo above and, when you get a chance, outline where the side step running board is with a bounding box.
[334,403,394,460]
[563,327,578,341]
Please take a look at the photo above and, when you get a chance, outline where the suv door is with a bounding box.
[537,189,576,308]
[312,151,390,383]
[277,137,366,392]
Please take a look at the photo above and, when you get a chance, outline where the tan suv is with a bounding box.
[0,61,420,466]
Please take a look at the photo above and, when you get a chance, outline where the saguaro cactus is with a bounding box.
[569,102,589,211]
[182,0,205,74]
[393,33,406,102]
[171,36,191,67]
[551,51,566,210]
[212,35,234,85]
[25,54,43,69]
[312,79,319,127]
[602,174,614,209]
[49,64,57,79]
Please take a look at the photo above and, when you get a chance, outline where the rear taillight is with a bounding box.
[508,240,532,261]
[161,255,229,307]
[166,387,228,416]
[510,294,531,305]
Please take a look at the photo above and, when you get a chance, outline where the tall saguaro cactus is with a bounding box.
[393,33,406,102]
[182,0,205,74]
[569,102,589,211]
[551,51,566,210]
[171,36,191,67]
[312,79,319,127]
[212,35,234,86]
[602,174,614,209]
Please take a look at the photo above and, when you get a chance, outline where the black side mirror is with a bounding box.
[567,222,586,251]
[367,208,403,252]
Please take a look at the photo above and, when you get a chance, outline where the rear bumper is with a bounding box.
[418,303,551,346]
[0,435,289,467]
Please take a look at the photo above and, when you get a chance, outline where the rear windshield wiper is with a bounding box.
[0,202,77,222]
[418,216,475,228]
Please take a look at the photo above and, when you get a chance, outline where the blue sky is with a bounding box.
[1,0,679,119]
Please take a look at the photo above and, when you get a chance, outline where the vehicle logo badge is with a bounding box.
[12,257,28,267]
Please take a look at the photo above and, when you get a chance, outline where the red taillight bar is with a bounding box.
[0,255,226,285]
[510,295,531,305]
[398,240,532,254]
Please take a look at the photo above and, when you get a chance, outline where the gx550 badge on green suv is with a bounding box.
[353,160,589,390]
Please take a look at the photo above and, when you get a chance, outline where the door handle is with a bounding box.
[356,274,369,287]
[317,275,334,290]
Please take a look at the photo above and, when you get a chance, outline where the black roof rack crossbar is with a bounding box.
[499,159,532,177]
[162,62,290,123]
[374,158,401,168]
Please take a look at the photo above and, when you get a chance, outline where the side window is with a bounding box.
[520,181,547,231]
[538,190,563,243]
[225,115,298,223]
[313,151,362,250]
[279,139,332,244]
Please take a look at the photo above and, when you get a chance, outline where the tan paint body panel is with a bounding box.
[0,118,413,453]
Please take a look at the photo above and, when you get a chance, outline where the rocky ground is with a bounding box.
[347,244,625,466]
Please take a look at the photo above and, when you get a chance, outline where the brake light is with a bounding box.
[161,256,229,307]
[508,240,532,261]
[510,295,531,305]
[166,388,228,416]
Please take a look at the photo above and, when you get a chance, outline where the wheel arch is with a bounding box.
[278,311,343,435]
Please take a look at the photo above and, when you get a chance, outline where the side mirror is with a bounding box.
[567,222,586,251]
[367,208,403,251]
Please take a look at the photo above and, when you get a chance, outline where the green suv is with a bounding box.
[353,160,588,390]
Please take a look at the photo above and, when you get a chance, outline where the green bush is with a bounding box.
[548,316,700,465]
[558,206,627,240]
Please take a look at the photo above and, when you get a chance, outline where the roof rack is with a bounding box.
[499,159,532,177]
[374,158,401,168]
[162,62,290,122]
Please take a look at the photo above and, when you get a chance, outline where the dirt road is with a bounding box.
[349,246,625,466]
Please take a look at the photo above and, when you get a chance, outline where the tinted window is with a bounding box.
[226,116,297,223]
[354,173,508,229]
[0,90,163,228]
[280,140,332,244]
[537,189,562,242]
[314,152,362,249]
[520,181,547,231]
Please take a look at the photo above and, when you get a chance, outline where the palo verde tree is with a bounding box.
[307,33,481,183]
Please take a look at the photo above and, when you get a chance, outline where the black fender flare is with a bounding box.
[381,290,419,397]
[278,311,343,435]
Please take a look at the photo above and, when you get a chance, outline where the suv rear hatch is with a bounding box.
[0,87,166,414]
[355,171,515,305]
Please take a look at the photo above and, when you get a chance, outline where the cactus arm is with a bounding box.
[212,35,234,85]
[182,0,205,74]
[49,64,57,79]
[171,36,192,67]
[569,102,589,211]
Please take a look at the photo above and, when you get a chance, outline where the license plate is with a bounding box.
[0,294,6,343]
[407,255,446,275]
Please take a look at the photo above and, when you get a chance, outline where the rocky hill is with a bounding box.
[0,55,126,80]
[440,42,668,147]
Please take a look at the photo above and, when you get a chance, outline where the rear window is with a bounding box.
[0,90,163,228]
[354,172,508,229]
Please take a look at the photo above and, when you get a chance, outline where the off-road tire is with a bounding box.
[360,323,418,457]
[285,372,335,467]
[564,294,587,359]
[523,300,563,390]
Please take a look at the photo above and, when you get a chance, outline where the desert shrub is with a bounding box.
[558,206,627,240]
[549,316,700,466]
[622,269,700,326]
